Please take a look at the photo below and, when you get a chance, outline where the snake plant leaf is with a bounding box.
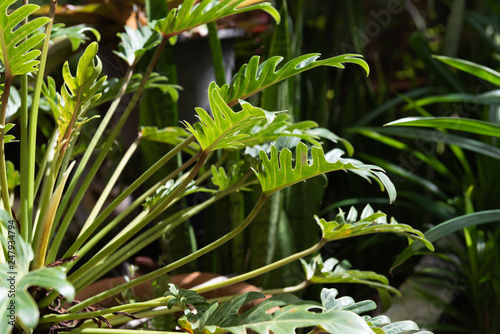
[391,209,500,272]
[315,205,433,251]
[141,126,199,155]
[301,254,400,295]
[217,53,369,106]
[433,55,500,87]
[57,42,106,145]
[155,0,279,41]
[0,1,50,77]
[114,24,161,66]
[184,82,279,152]
[402,91,500,110]
[386,117,500,137]
[180,290,373,334]
[253,142,394,200]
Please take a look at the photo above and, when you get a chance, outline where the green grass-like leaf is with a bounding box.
[254,142,395,201]
[386,116,500,137]
[0,0,50,77]
[433,55,500,87]
[391,209,500,271]
[315,205,433,250]
[155,0,280,40]
[217,53,369,106]
[183,82,278,152]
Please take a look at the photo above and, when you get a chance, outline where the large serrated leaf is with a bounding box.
[56,42,106,145]
[181,291,373,334]
[0,1,50,77]
[315,205,433,250]
[320,289,432,334]
[155,0,279,40]
[217,53,369,106]
[253,142,393,198]
[183,82,278,152]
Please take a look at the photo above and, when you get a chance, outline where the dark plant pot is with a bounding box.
[173,29,243,123]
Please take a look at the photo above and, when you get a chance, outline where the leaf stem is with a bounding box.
[194,239,326,294]
[0,76,13,214]
[27,0,58,242]
[68,152,209,288]
[67,192,268,313]
[49,37,168,262]
[60,137,196,263]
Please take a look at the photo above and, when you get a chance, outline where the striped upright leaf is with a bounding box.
[0,1,50,77]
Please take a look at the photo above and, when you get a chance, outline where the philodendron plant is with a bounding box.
[0,0,433,333]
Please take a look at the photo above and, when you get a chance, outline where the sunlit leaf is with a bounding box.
[433,55,500,87]
[217,53,369,106]
[0,1,50,77]
[180,290,373,334]
[254,142,395,201]
[184,82,278,152]
[315,205,433,250]
[301,254,400,295]
[386,117,500,137]
[155,0,280,41]
[56,42,106,146]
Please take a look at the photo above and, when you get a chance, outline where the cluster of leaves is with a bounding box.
[164,284,431,334]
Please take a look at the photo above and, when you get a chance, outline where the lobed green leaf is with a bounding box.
[183,82,278,152]
[56,42,106,145]
[155,0,280,40]
[315,205,433,250]
[0,0,50,77]
[217,53,369,106]
[253,142,395,201]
